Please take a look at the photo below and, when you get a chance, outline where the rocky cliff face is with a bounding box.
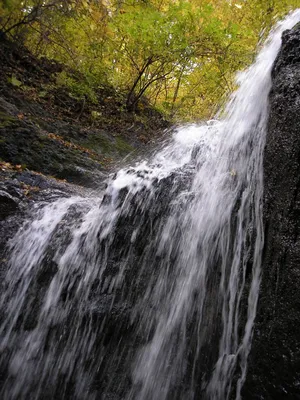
[1,22,300,400]
[243,24,300,400]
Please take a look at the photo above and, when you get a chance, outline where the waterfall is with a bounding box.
[1,11,300,400]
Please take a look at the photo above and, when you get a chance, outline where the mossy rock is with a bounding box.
[115,136,134,155]
[83,134,115,154]
[0,112,18,128]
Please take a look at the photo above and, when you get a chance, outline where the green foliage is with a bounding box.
[56,71,97,103]
[8,74,22,87]
[1,0,299,120]
[91,110,102,120]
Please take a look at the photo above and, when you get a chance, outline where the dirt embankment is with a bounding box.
[0,34,169,189]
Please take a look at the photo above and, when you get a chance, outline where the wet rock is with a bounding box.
[36,260,59,286]
[0,190,19,220]
[16,170,53,190]
[243,23,300,400]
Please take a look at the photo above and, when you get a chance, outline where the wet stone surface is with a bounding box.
[243,24,300,400]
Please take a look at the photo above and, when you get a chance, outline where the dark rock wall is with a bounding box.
[243,25,300,400]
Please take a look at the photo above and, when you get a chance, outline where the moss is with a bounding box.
[115,136,134,155]
[0,112,18,128]
[83,134,115,154]
[74,132,134,160]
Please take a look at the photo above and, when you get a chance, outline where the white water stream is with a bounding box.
[1,11,300,400]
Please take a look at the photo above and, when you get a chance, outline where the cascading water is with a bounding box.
[1,11,299,400]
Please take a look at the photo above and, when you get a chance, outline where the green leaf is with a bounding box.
[9,75,22,87]
[38,91,48,98]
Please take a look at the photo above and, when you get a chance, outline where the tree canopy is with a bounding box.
[1,0,299,120]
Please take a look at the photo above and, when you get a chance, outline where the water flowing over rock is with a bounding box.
[1,11,300,400]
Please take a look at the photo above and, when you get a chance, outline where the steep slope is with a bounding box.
[0,35,169,188]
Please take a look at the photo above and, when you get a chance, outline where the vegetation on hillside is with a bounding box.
[1,0,298,120]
